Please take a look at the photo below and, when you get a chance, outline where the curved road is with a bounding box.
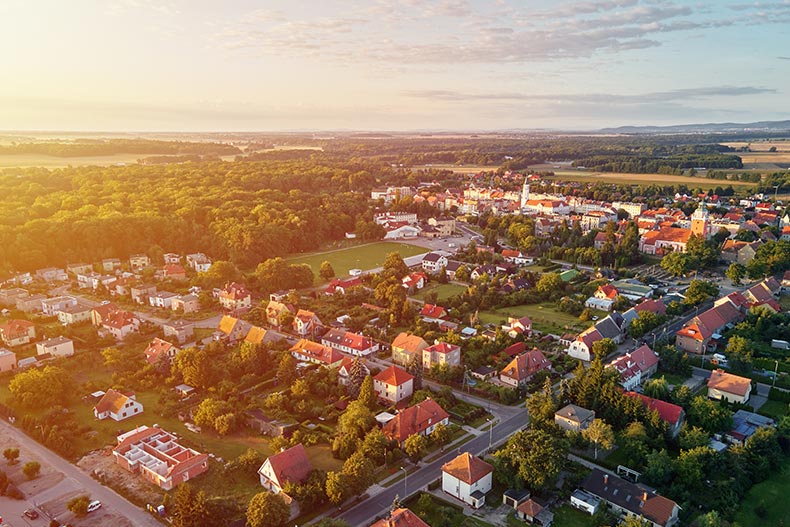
[0,419,161,527]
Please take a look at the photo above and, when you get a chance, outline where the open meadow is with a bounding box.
[533,167,758,188]
[410,163,500,173]
[285,241,427,282]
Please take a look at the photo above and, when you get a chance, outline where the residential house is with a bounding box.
[144,338,180,366]
[218,282,252,312]
[744,277,782,305]
[585,296,614,312]
[554,404,595,432]
[422,341,461,369]
[36,336,74,358]
[217,315,252,343]
[321,329,380,357]
[568,327,603,362]
[675,298,744,354]
[245,409,297,437]
[442,452,494,509]
[129,254,151,270]
[289,339,343,368]
[102,258,122,272]
[163,253,181,265]
[292,309,322,337]
[0,319,35,347]
[607,344,659,391]
[383,398,450,447]
[422,252,449,273]
[391,332,430,366]
[0,349,18,372]
[15,294,45,313]
[337,356,369,386]
[516,498,555,526]
[374,365,415,404]
[580,469,680,527]
[186,253,212,273]
[102,310,140,340]
[444,260,464,280]
[66,263,93,276]
[325,277,363,295]
[420,304,448,322]
[35,267,67,282]
[622,299,666,328]
[57,303,93,326]
[163,264,188,281]
[624,392,686,438]
[707,369,752,403]
[595,313,626,344]
[595,285,619,301]
[162,320,194,344]
[499,348,551,388]
[244,326,279,346]
[369,509,430,527]
[0,288,28,306]
[428,216,456,236]
[91,302,121,326]
[94,389,144,421]
[639,226,692,255]
[503,316,532,338]
[501,249,532,265]
[113,426,209,490]
[726,410,775,446]
[258,443,313,495]
[500,277,531,294]
[149,291,179,309]
[402,272,428,291]
[42,296,77,316]
[171,294,199,314]
[610,280,654,301]
[265,300,295,328]
[721,240,762,265]
[131,284,157,305]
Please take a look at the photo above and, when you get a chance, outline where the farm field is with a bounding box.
[536,168,758,188]
[735,455,790,526]
[478,302,592,335]
[285,241,427,282]
[413,283,468,301]
[410,163,500,173]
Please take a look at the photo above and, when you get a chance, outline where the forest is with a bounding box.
[0,139,241,157]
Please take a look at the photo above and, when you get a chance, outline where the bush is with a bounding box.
[769,387,790,403]
[428,478,441,491]
[23,461,41,480]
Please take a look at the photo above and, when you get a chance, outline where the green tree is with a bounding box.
[404,434,429,462]
[337,400,375,440]
[357,374,377,409]
[725,335,753,373]
[360,427,389,465]
[643,449,674,487]
[679,425,710,450]
[694,511,722,527]
[66,495,91,517]
[319,261,336,281]
[171,483,212,527]
[642,377,670,401]
[342,451,375,495]
[9,366,69,409]
[582,419,615,459]
[3,448,19,464]
[430,422,451,451]
[276,352,298,387]
[725,263,745,285]
[526,377,557,427]
[535,272,563,298]
[494,429,567,491]
[591,338,616,360]
[382,252,409,280]
[247,491,289,527]
[347,358,367,399]
[172,346,219,390]
[684,280,719,306]
[195,260,242,288]
[407,353,423,391]
[326,471,348,505]
[618,516,651,527]
[660,251,692,277]
[687,396,733,433]
[22,461,40,480]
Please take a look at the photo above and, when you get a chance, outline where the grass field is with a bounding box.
[410,163,500,173]
[413,283,468,301]
[538,169,758,188]
[757,399,789,419]
[735,455,790,525]
[285,241,427,282]
[0,153,156,168]
[477,302,591,334]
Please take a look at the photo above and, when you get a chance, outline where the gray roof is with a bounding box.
[555,404,595,424]
[595,315,623,340]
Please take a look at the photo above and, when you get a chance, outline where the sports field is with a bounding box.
[285,241,427,282]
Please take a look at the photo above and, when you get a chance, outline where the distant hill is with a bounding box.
[600,120,790,134]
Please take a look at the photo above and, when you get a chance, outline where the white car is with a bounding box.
[87,500,102,513]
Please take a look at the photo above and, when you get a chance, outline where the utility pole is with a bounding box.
[400,466,408,498]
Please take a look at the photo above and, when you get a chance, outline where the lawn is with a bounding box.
[478,303,590,335]
[413,283,468,302]
[404,492,498,527]
[758,399,790,419]
[551,504,597,527]
[735,455,790,525]
[654,372,690,387]
[285,242,427,283]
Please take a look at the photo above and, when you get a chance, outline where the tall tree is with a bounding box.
[407,353,423,391]
[171,484,212,527]
[319,261,336,281]
[582,419,615,459]
[494,429,567,491]
[404,434,429,462]
[348,359,368,400]
[357,375,378,410]
[247,492,289,527]
[276,353,298,388]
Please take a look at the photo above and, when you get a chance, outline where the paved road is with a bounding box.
[337,406,529,527]
[0,420,161,527]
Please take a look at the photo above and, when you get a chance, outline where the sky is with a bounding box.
[1,0,789,131]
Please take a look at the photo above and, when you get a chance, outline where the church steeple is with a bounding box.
[690,200,710,239]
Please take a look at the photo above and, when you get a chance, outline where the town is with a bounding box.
[2,146,790,527]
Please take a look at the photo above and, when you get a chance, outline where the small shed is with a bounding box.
[516,498,554,526]
[503,488,531,508]
[570,489,600,515]
[175,384,195,397]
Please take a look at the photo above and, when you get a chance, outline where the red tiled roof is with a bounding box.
[424,342,460,355]
[500,348,551,382]
[289,339,342,365]
[103,310,138,330]
[374,365,414,387]
[263,443,313,488]
[392,333,429,353]
[675,322,711,342]
[708,369,751,396]
[442,452,493,485]
[517,499,544,517]
[420,304,447,319]
[383,398,450,443]
[369,508,430,527]
[144,337,178,365]
[625,392,684,425]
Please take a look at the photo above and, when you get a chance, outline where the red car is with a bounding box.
[24,509,40,519]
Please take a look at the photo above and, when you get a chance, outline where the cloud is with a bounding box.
[404,85,777,104]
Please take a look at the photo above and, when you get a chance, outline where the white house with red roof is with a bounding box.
[258,443,314,495]
[144,338,180,366]
[402,272,427,291]
[607,344,659,391]
[218,282,252,312]
[502,316,532,338]
[102,310,140,340]
[292,309,322,337]
[321,329,380,357]
[113,426,208,490]
[422,341,461,369]
[289,339,344,368]
[568,327,603,362]
[94,389,143,421]
[420,303,448,320]
[382,398,450,446]
[325,277,363,295]
[370,508,430,527]
[499,348,551,388]
[162,263,187,281]
[442,452,494,509]
[708,369,752,404]
[374,365,415,404]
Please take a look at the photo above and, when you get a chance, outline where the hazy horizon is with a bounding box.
[2,0,789,132]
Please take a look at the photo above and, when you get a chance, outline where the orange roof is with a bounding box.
[289,339,342,365]
[392,332,429,353]
[517,498,543,517]
[442,452,493,485]
[374,365,414,386]
[654,226,692,244]
[675,322,711,341]
[103,310,138,329]
[218,315,239,335]
[708,369,751,396]
[383,398,450,443]
[219,282,250,300]
[94,389,133,415]
[500,348,550,381]
[244,326,269,345]
[369,508,430,527]
[144,337,178,364]
[262,443,313,488]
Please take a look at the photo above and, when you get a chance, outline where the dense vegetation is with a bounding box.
[0,139,241,157]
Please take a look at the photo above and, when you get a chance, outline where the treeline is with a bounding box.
[572,154,743,173]
[0,158,389,272]
[0,139,241,157]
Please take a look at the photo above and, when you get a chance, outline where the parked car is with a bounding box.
[87,500,102,513]
[23,509,40,519]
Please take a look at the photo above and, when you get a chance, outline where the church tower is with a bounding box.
[520,178,530,209]
[690,201,710,239]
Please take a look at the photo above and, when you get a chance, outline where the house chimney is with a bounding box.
[603,474,608,485]
[642,491,648,502]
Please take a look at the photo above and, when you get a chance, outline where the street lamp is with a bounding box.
[486,418,493,453]
[774,360,779,388]
[400,466,408,498]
